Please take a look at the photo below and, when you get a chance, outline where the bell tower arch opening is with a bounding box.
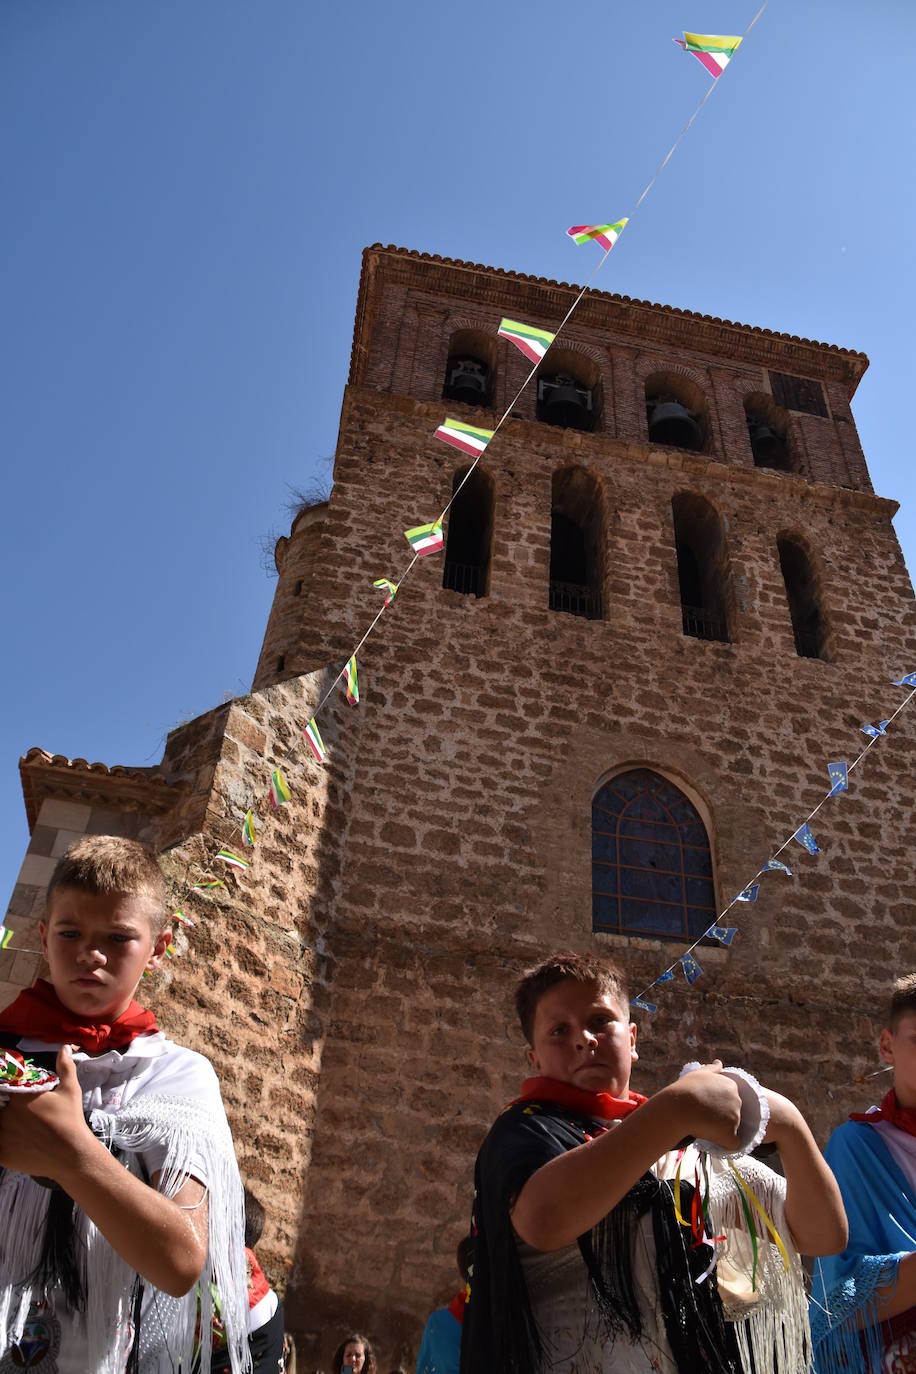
[745,391,794,473]
[777,534,829,660]
[536,347,602,433]
[549,465,604,620]
[671,491,731,642]
[646,371,707,453]
[442,465,495,598]
[442,328,496,408]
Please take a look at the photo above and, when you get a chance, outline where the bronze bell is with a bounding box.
[542,381,592,431]
[647,400,702,451]
[445,358,489,405]
[748,419,789,468]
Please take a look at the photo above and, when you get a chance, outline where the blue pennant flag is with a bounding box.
[707,925,738,946]
[655,970,675,984]
[735,884,759,903]
[762,857,793,876]
[861,720,890,739]
[892,672,916,687]
[680,953,703,985]
[631,996,657,1014]
[794,822,820,854]
[828,761,849,795]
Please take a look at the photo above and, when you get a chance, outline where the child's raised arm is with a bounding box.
[0,1046,208,1297]
[511,1064,744,1251]
[762,1089,848,1257]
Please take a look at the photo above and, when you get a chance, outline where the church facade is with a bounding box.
[4,244,915,1364]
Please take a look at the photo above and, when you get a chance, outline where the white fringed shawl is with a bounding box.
[0,1081,251,1374]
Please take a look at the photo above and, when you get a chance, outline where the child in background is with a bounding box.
[414,1237,470,1374]
[461,951,847,1374]
[0,836,249,1374]
[212,1188,286,1372]
[811,974,916,1372]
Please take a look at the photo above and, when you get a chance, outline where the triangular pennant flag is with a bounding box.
[342,656,359,706]
[373,577,399,606]
[241,809,256,848]
[892,672,916,687]
[434,419,494,459]
[828,762,849,795]
[269,767,291,808]
[631,996,657,1014]
[165,941,177,959]
[404,521,444,556]
[566,220,628,252]
[674,32,742,78]
[861,720,890,738]
[794,823,820,855]
[172,910,194,928]
[0,925,13,950]
[189,878,225,892]
[707,925,737,946]
[679,953,703,985]
[735,884,759,903]
[216,848,248,871]
[762,858,793,877]
[304,717,327,763]
[497,317,556,366]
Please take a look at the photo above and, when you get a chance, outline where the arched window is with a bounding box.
[442,329,495,407]
[592,769,716,939]
[745,393,793,472]
[777,536,827,659]
[443,467,494,598]
[671,492,730,643]
[549,466,603,620]
[646,372,707,453]
[536,348,601,432]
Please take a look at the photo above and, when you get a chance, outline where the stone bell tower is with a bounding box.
[3,243,915,1366]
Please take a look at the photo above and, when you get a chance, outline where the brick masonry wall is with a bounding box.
[6,249,915,1369]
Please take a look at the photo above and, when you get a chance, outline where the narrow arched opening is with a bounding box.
[536,348,601,433]
[442,328,495,408]
[672,492,730,642]
[646,371,707,453]
[443,466,495,598]
[745,392,793,472]
[777,536,828,659]
[549,466,604,620]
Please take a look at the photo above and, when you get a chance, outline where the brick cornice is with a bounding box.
[349,245,869,397]
[19,749,186,832]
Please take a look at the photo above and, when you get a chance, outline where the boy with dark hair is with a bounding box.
[0,835,250,1374]
[414,1236,471,1374]
[811,975,916,1372]
[461,951,847,1374]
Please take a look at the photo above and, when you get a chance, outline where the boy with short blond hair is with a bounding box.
[461,951,847,1374]
[811,975,916,1373]
[0,835,250,1374]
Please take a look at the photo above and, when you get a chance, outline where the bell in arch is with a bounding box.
[748,416,790,469]
[541,376,593,431]
[647,399,702,451]
[444,357,489,405]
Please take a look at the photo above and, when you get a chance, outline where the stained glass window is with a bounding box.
[592,769,716,939]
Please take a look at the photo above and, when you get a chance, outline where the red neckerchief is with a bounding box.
[447,1290,467,1324]
[517,1075,646,1121]
[850,1088,916,1138]
[0,978,159,1055]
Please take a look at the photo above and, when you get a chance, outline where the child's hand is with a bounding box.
[0,1046,93,1182]
[666,1061,744,1151]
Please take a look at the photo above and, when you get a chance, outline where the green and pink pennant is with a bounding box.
[404,521,444,556]
[342,655,359,705]
[373,577,399,606]
[173,909,195,928]
[498,317,556,366]
[435,418,494,459]
[0,925,12,950]
[674,32,742,78]
[269,767,291,807]
[304,717,326,763]
[190,878,225,891]
[566,220,628,252]
[242,809,256,848]
[216,848,249,871]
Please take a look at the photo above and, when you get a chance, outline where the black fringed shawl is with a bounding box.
[459,1096,742,1374]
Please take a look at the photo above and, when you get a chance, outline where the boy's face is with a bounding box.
[40,887,170,1022]
[527,979,637,1097]
[880,1012,916,1109]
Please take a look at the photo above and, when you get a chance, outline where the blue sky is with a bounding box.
[2,0,914,905]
